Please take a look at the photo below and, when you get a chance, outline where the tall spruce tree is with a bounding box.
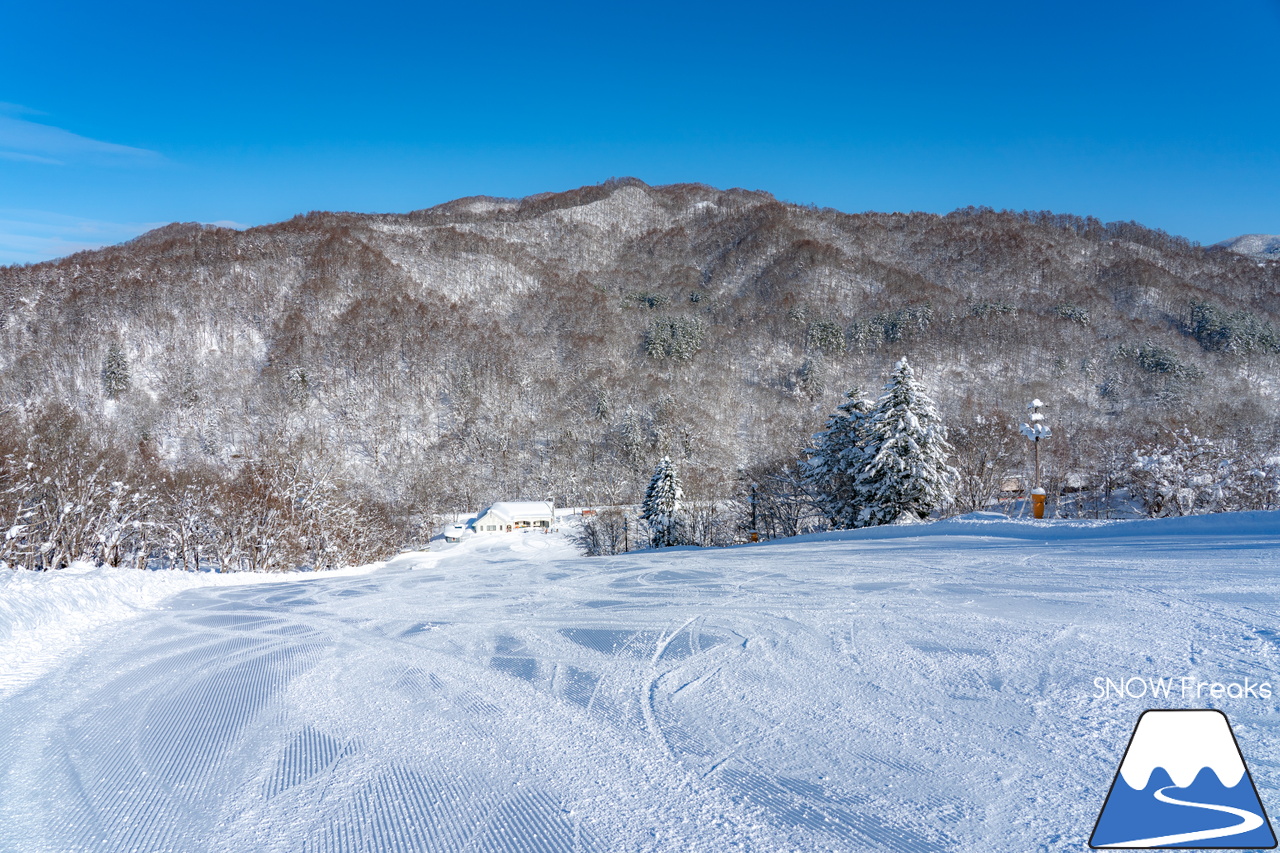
[855,359,956,526]
[801,388,875,528]
[101,343,131,400]
[640,455,685,547]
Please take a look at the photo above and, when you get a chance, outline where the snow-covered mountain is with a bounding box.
[1213,233,1280,259]
[0,179,1277,536]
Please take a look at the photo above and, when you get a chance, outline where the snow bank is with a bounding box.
[0,561,385,697]
[772,509,1280,546]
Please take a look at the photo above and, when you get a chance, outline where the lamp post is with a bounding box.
[749,482,759,542]
[1020,399,1051,518]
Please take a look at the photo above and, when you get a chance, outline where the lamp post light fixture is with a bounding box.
[1020,399,1051,518]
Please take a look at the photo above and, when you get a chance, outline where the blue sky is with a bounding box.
[2,0,1277,265]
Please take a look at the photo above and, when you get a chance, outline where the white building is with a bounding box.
[470,501,554,533]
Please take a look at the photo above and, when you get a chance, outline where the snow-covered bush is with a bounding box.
[740,460,823,540]
[948,412,1020,514]
[572,508,633,556]
[681,499,738,548]
[1239,455,1280,511]
[1129,430,1236,517]
[0,406,398,572]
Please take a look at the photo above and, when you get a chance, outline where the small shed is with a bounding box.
[471,501,554,533]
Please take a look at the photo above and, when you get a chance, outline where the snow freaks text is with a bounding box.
[1093,676,1273,701]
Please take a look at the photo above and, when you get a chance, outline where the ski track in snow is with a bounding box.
[2,515,1279,851]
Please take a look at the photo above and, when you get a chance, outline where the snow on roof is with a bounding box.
[480,501,553,519]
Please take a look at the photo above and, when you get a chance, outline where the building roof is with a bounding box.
[479,501,553,520]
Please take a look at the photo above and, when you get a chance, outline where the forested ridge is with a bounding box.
[2,178,1277,568]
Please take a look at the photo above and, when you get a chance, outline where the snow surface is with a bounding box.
[1,513,1279,851]
[0,560,387,698]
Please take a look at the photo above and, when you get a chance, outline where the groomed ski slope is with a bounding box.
[1,512,1278,852]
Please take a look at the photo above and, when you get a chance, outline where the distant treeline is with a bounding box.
[0,405,400,572]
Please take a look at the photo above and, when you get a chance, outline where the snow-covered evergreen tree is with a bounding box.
[855,358,957,526]
[801,388,875,528]
[101,343,131,400]
[640,455,685,547]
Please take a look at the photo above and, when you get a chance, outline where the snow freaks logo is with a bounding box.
[1090,710,1276,849]
[1093,676,1273,701]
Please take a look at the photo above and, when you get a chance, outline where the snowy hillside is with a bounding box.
[1214,233,1280,260]
[2,178,1277,549]
[2,512,1278,851]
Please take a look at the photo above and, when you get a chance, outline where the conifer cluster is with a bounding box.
[803,359,957,528]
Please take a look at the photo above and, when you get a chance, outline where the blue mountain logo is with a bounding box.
[1091,710,1276,848]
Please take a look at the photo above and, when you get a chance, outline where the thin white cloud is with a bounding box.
[0,150,64,165]
[0,102,45,116]
[0,110,162,167]
[0,210,167,266]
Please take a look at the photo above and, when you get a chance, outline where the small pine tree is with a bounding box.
[801,387,875,528]
[797,355,827,398]
[101,343,131,400]
[285,366,310,407]
[855,358,957,526]
[640,455,685,547]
